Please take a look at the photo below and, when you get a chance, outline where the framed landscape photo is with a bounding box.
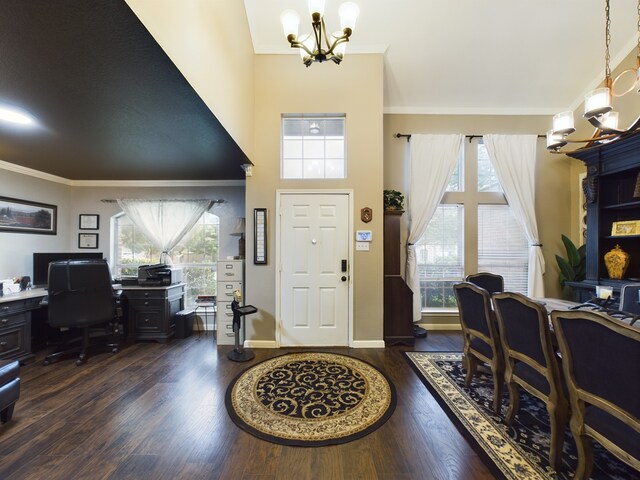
[78,233,99,249]
[0,196,57,235]
[79,214,99,230]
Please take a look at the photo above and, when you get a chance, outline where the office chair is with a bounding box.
[45,260,123,366]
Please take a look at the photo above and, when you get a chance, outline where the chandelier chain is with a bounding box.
[605,0,611,79]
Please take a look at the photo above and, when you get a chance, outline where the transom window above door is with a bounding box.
[281,114,346,179]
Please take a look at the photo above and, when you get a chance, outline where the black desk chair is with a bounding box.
[45,260,123,366]
[228,299,257,362]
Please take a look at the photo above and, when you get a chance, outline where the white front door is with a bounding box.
[278,192,350,346]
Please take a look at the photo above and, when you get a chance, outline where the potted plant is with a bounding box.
[384,189,404,211]
[555,234,586,300]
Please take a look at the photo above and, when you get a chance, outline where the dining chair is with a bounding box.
[493,292,569,470]
[453,282,504,413]
[465,272,504,294]
[620,283,640,316]
[551,309,640,479]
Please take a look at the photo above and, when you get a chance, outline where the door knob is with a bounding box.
[341,276,347,282]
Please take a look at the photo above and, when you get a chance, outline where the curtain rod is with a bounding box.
[394,133,546,142]
[100,198,226,203]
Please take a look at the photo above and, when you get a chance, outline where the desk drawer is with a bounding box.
[0,321,28,360]
[133,308,163,332]
[0,312,28,329]
[124,290,167,300]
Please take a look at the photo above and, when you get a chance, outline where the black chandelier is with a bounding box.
[280,1,360,67]
[546,0,640,153]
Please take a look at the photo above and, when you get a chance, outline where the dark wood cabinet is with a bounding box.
[121,284,185,343]
[566,133,640,301]
[384,211,414,345]
[0,291,44,363]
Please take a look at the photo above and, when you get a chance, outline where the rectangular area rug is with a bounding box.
[404,352,639,480]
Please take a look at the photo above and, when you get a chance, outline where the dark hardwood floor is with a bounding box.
[0,331,495,480]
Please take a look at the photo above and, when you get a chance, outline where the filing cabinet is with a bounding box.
[216,260,244,346]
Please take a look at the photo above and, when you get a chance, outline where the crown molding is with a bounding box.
[0,160,245,187]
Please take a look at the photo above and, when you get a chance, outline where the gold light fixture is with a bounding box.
[547,0,640,153]
[280,0,360,67]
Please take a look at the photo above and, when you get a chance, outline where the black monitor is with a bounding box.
[33,252,104,287]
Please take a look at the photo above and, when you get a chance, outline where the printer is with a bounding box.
[137,264,183,286]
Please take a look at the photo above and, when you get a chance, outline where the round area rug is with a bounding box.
[225,352,397,446]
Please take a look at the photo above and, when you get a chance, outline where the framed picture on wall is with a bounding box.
[254,208,267,264]
[79,214,99,230]
[78,233,99,249]
[0,196,57,235]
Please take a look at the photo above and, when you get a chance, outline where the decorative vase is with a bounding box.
[604,244,630,280]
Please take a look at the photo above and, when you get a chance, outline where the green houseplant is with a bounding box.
[383,189,404,211]
[555,234,586,300]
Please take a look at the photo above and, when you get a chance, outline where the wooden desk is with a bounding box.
[119,284,185,343]
[0,289,47,363]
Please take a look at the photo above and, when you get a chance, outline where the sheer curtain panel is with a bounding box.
[406,134,464,322]
[483,134,544,297]
[116,199,214,264]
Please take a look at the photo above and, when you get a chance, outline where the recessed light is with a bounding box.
[0,106,36,126]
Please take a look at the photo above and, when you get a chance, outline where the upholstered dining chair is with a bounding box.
[620,283,640,316]
[493,292,569,470]
[551,309,640,479]
[45,259,123,366]
[465,272,504,294]
[453,282,504,413]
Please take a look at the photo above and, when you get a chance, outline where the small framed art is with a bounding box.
[254,208,267,264]
[78,233,99,249]
[79,214,99,230]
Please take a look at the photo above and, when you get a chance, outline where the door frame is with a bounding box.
[275,189,354,348]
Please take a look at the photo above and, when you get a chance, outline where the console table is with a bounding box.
[0,289,47,363]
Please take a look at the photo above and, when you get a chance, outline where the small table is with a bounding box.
[194,301,216,337]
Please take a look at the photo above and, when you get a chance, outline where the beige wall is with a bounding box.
[125,0,255,160]
[245,54,385,344]
[384,114,573,326]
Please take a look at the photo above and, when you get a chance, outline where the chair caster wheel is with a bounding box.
[43,360,50,366]
[112,347,118,353]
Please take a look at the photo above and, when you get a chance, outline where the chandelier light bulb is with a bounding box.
[308,0,326,18]
[584,87,612,118]
[546,129,567,150]
[280,10,300,39]
[600,111,619,131]
[552,111,575,135]
[339,2,360,32]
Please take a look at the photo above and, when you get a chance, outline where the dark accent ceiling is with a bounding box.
[0,0,250,181]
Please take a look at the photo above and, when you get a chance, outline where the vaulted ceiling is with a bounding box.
[0,0,250,181]
[0,1,637,181]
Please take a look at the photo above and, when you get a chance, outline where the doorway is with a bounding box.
[277,191,352,346]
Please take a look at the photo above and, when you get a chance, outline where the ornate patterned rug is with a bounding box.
[225,352,396,446]
[405,352,639,480]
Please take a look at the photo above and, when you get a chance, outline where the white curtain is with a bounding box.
[406,134,464,322]
[483,134,545,297]
[117,199,213,264]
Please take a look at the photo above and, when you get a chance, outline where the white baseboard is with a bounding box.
[244,340,277,349]
[420,323,462,331]
[351,340,386,349]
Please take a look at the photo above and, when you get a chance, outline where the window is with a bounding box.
[417,139,528,311]
[281,115,346,179]
[112,212,219,306]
